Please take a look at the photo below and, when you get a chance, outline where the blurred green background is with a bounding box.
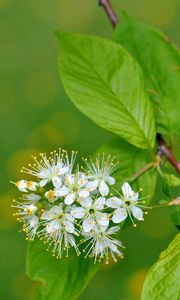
[0,0,179,299]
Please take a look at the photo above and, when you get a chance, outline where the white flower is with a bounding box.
[21,150,70,187]
[70,196,109,232]
[57,172,90,205]
[45,190,58,203]
[23,193,41,202]
[80,225,123,263]
[12,200,39,240]
[39,204,79,258]
[15,180,28,192]
[107,182,144,225]
[84,155,117,196]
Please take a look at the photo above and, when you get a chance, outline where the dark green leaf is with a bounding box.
[27,239,98,300]
[114,13,180,139]
[141,233,180,300]
[57,32,155,150]
[97,138,157,201]
[170,206,180,226]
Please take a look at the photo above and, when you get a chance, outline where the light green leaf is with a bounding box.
[57,32,155,150]
[27,239,98,300]
[114,13,180,139]
[97,138,157,201]
[164,173,180,187]
[141,234,180,300]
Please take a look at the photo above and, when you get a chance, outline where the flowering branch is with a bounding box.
[99,0,119,27]
[99,0,180,177]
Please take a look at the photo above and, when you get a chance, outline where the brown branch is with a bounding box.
[99,0,119,27]
[157,134,180,175]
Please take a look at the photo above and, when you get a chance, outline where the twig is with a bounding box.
[157,134,180,175]
[99,0,119,27]
[127,162,154,182]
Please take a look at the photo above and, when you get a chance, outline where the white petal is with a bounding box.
[99,180,109,196]
[106,196,123,208]
[79,190,90,199]
[27,181,38,191]
[107,176,115,185]
[86,180,98,192]
[46,220,61,233]
[65,193,76,205]
[39,179,48,187]
[65,213,74,223]
[16,180,27,192]
[131,192,139,202]
[93,197,106,210]
[64,221,74,233]
[96,212,109,226]
[112,208,128,223]
[58,166,69,175]
[51,206,63,216]
[52,176,62,188]
[122,182,134,198]
[65,174,75,186]
[79,197,92,208]
[70,207,85,219]
[83,216,95,232]
[25,193,41,202]
[57,186,69,197]
[29,215,39,228]
[107,226,120,235]
[131,206,143,220]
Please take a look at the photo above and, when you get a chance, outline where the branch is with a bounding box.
[157,134,180,175]
[99,0,118,27]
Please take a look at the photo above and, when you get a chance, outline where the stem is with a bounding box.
[157,134,180,175]
[127,162,154,182]
[99,0,119,27]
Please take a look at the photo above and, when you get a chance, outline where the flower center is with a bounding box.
[89,208,95,214]
[125,200,131,206]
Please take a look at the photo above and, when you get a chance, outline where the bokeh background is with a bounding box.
[0,0,179,299]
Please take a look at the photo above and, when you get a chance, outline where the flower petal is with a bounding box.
[106,196,123,208]
[131,206,143,220]
[25,193,41,202]
[107,176,115,185]
[52,176,62,188]
[70,207,85,219]
[83,216,95,232]
[96,212,109,226]
[107,226,120,235]
[86,180,98,192]
[79,197,92,208]
[93,197,106,210]
[79,190,90,199]
[39,179,48,187]
[64,221,74,233]
[122,182,134,198]
[57,186,69,197]
[112,208,128,223]
[65,193,76,205]
[99,180,109,196]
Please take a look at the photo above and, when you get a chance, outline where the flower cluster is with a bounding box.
[12,149,148,263]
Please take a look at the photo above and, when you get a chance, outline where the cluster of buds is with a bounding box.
[12,149,148,263]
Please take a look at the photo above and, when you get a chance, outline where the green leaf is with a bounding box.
[27,239,98,300]
[97,138,157,201]
[141,233,180,300]
[164,173,180,187]
[170,206,180,226]
[114,13,180,139]
[57,32,155,150]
